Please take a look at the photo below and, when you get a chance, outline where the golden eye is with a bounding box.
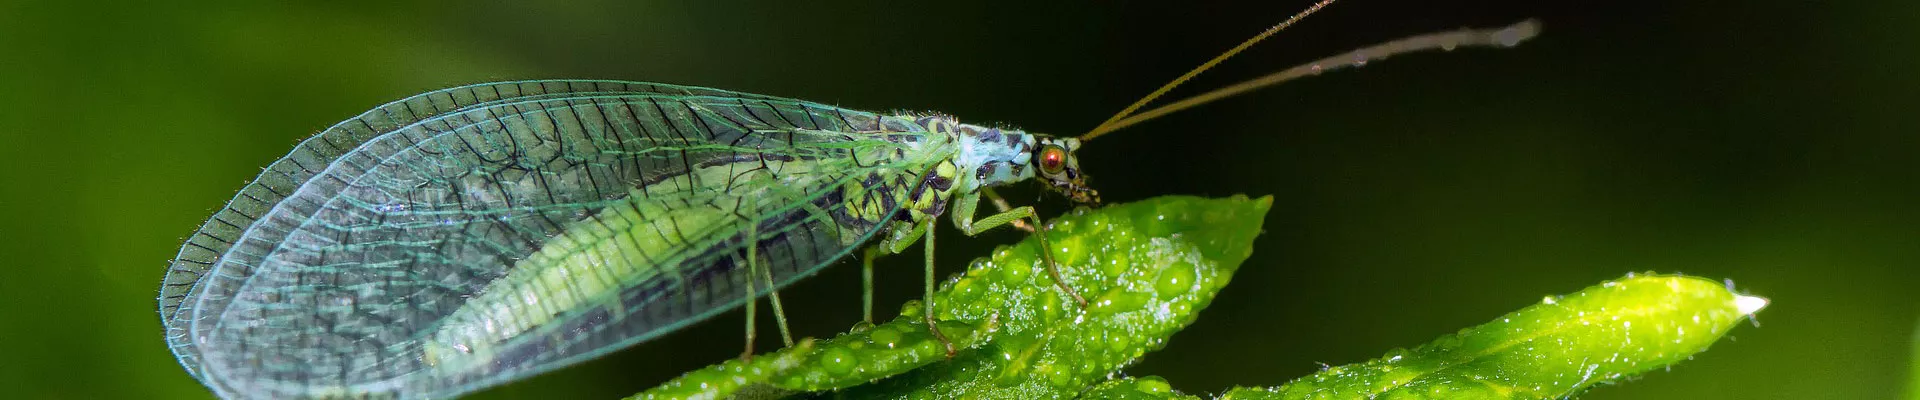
[1038,146,1066,175]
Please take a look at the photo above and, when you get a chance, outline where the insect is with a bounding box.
[157,1,1537,398]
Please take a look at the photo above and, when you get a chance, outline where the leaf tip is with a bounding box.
[1250,194,1274,209]
[1733,294,1769,315]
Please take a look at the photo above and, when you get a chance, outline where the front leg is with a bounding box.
[951,191,1089,308]
[979,187,1033,232]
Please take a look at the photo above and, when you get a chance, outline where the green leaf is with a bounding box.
[632,196,1766,400]
[1222,274,1769,400]
[628,317,992,400]
[628,195,1274,400]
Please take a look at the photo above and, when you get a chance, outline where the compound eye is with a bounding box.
[1038,146,1067,175]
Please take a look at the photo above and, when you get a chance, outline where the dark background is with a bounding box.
[0,1,1912,398]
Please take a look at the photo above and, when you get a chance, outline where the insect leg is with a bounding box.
[979,187,1033,232]
[921,222,956,357]
[741,218,760,360]
[762,257,795,347]
[861,246,882,325]
[876,220,954,357]
[952,192,1089,308]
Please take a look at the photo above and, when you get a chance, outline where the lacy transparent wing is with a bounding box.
[159,80,929,398]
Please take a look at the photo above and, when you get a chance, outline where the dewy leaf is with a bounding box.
[825,195,1272,399]
[629,317,991,400]
[1223,274,1770,400]
[628,195,1273,400]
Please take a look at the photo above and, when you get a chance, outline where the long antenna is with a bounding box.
[1088,0,1339,136]
[1080,18,1542,142]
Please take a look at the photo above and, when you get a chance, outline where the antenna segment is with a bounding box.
[1081,16,1541,142]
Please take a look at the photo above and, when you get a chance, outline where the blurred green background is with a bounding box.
[1,1,1913,398]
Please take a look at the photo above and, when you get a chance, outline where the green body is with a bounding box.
[158,80,1074,398]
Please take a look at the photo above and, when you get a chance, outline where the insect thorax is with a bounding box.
[911,115,1038,193]
[835,115,1036,236]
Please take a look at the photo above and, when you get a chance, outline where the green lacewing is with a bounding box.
[158,2,1537,397]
